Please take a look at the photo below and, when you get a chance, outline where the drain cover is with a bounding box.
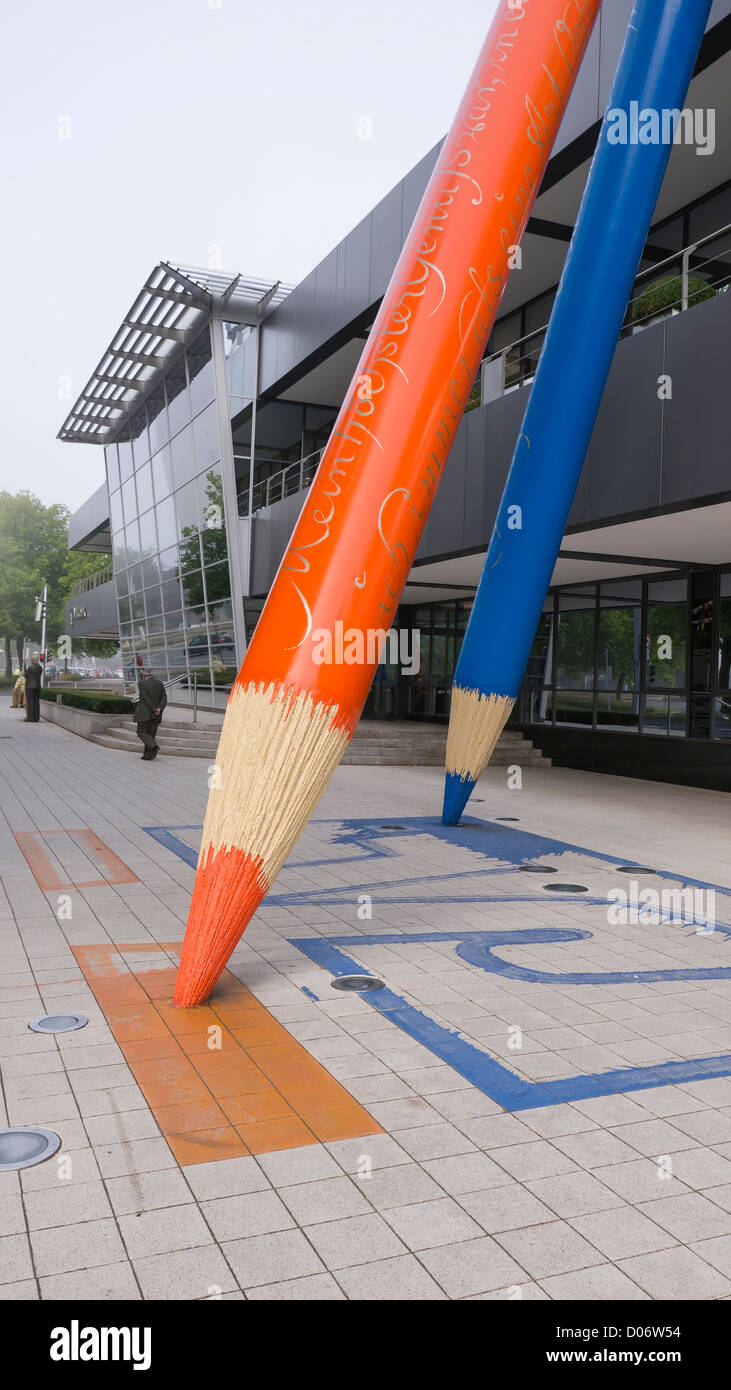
[519,865,557,874]
[331,975,385,992]
[543,883,588,893]
[616,866,656,874]
[28,1013,88,1034]
[0,1127,61,1171]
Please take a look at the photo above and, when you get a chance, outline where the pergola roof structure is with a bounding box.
[57,262,291,445]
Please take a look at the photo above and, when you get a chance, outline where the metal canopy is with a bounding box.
[57,261,291,446]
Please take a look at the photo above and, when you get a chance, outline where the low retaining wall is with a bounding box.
[40,701,124,738]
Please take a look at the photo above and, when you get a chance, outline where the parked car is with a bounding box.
[186,632,235,659]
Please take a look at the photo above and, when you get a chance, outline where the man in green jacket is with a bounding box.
[133,671,167,760]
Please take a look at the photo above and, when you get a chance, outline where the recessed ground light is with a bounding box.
[379,824,406,831]
[28,1013,88,1034]
[495,816,520,822]
[0,1127,61,1171]
[616,866,656,874]
[331,975,385,992]
[543,883,588,893]
[519,865,557,874]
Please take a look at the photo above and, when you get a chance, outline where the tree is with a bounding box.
[0,491,117,676]
[0,492,69,675]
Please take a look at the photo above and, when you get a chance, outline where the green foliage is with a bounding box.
[178,471,229,609]
[631,274,715,324]
[0,491,118,673]
[40,688,133,714]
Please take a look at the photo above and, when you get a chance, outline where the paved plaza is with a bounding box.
[1,697,731,1301]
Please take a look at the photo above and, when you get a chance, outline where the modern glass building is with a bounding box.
[63,0,731,787]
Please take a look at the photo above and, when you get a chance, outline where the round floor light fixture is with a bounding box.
[616,866,656,875]
[495,816,520,822]
[519,865,558,874]
[0,1127,61,1172]
[331,975,385,993]
[379,824,406,831]
[28,1013,88,1034]
[543,882,588,893]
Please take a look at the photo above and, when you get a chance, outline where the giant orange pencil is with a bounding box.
[174,0,601,1007]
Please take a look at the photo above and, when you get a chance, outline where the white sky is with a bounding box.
[1,0,499,512]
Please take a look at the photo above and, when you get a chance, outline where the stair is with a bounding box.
[89,717,222,760]
[89,715,549,766]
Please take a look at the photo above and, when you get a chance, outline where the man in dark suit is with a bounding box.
[24,656,43,722]
[133,670,167,760]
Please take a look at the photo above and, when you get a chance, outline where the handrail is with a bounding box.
[71,565,113,597]
[238,447,324,517]
[484,219,731,379]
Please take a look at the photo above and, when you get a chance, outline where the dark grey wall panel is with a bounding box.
[250,297,730,590]
[342,214,373,328]
[585,326,664,521]
[65,578,117,640]
[462,406,487,551]
[661,289,731,505]
[369,182,404,303]
[400,145,440,246]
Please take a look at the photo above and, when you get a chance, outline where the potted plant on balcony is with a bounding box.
[631,273,716,331]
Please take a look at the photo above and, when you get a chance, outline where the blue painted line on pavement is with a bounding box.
[291,933,731,1111]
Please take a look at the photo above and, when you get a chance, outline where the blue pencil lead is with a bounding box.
[442,771,475,826]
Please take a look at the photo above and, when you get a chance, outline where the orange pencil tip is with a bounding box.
[173,846,268,1007]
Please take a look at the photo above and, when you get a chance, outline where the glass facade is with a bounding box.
[106,328,235,708]
[389,570,731,742]
[522,571,731,741]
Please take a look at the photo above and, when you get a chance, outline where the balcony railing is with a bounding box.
[482,220,731,401]
[238,448,323,516]
[70,564,113,597]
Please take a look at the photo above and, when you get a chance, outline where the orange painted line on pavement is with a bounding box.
[13,829,139,890]
[73,942,381,1164]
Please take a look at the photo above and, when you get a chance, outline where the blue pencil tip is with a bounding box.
[442,772,476,825]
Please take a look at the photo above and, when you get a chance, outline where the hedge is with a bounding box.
[40,688,134,714]
[631,273,716,324]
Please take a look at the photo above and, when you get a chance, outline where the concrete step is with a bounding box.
[91,719,550,765]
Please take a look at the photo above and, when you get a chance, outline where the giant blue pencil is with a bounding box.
[442,0,712,826]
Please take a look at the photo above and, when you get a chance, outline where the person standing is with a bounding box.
[11,671,25,710]
[133,670,167,760]
[24,656,43,722]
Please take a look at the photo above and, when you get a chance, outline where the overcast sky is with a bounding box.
[1,0,499,513]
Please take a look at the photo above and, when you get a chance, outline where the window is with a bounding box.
[121,476,136,528]
[131,410,149,469]
[645,578,687,689]
[171,426,194,490]
[555,589,596,726]
[147,384,168,455]
[106,444,120,493]
[135,461,154,516]
[109,489,124,537]
[192,403,221,473]
[187,331,215,416]
[151,446,173,502]
[165,359,189,437]
[155,496,177,551]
